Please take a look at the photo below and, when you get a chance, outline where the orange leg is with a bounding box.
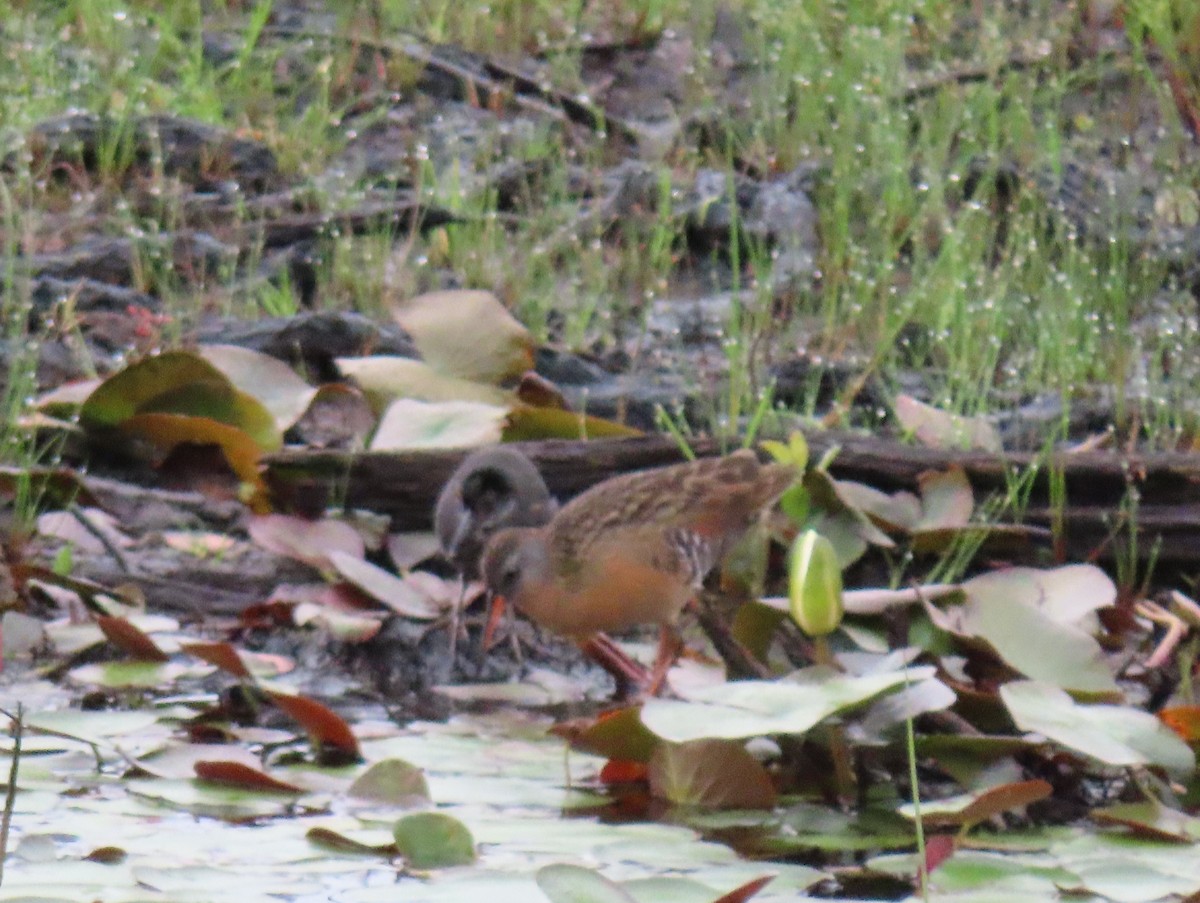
[645,625,684,696]
[580,634,650,698]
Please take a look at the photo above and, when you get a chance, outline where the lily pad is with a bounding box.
[1000,681,1195,777]
[640,666,937,742]
[392,811,476,868]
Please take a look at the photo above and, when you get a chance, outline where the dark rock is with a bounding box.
[20,113,279,194]
[21,232,237,289]
[28,277,161,322]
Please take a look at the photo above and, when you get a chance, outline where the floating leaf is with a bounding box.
[913,466,974,532]
[392,811,476,868]
[1001,681,1195,777]
[80,351,230,427]
[928,567,1119,695]
[1091,798,1200,843]
[194,760,304,794]
[641,666,936,742]
[648,739,777,810]
[832,480,921,532]
[550,707,661,764]
[96,616,169,662]
[535,864,636,903]
[264,689,360,760]
[348,759,431,807]
[900,779,1052,828]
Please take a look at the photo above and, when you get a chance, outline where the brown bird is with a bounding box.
[434,446,558,578]
[480,449,796,691]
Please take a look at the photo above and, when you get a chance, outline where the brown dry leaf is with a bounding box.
[194,760,305,794]
[265,689,360,759]
[97,615,169,662]
[246,513,366,571]
[181,641,254,679]
[328,551,442,619]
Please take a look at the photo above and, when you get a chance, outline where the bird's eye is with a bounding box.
[498,564,521,595]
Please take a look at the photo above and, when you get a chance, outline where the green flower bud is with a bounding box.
[788,529,844,636]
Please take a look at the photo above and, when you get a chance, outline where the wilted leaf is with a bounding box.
[328,551,441,619]
[1000,680,1195,777]
[119,413,269,487]
[247,514,366,571]
[307,826,397,856]
[648,738,777,809]
[370,398,508,450]
[392,811,476,868]
[894,394,1001,452]
[712,875,776,903]
[901,779,1052,828]
[180,641,253,679]
[194,760,304,794]
[1159,705,1200,743]
[264,689,360,759]
[96,616,169,662]
[391,289,534,384]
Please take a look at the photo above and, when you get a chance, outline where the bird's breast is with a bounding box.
[512,551,692,638]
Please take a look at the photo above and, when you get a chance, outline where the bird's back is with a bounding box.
[548,450,795,573]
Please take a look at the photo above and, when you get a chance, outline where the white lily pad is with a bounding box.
[929,566,1119,694]
[1000,681,1195,777]
[640,666,936,742]
[370,398,507,450]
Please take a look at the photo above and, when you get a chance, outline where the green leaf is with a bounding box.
[392,811,476,868]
